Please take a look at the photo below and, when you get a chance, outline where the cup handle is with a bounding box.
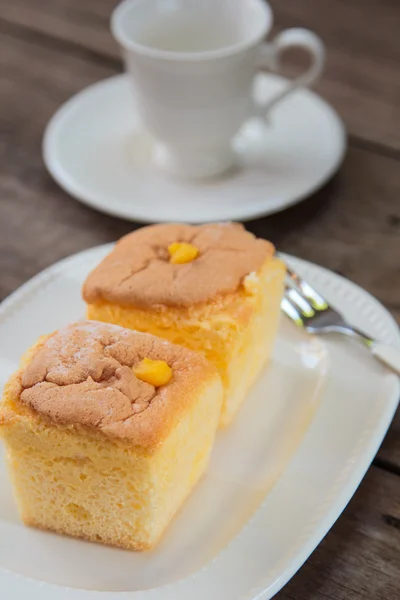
[251,28,325,117]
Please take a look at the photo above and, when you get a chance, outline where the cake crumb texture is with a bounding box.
[1,376,222,549]
[0,322,223,550]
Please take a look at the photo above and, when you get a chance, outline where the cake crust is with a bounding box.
[82,223,274,308]
[7,321,218,448]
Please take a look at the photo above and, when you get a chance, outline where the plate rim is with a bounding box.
[0,245,399,599]
[42,74,347,224]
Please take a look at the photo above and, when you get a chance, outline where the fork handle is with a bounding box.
[371,342,400,375]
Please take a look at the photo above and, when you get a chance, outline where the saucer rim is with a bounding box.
[42,74,347,224]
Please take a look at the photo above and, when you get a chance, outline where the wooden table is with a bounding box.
[1,0,399,597]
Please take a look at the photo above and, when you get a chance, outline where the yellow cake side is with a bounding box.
[219,259,285,426]
[0,369,222,550]
[87,258,286,426]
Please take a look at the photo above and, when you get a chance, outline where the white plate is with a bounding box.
[43,74,346,223]
[0,247,398,599]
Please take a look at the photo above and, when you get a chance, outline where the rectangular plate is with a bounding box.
[0,247,398,599]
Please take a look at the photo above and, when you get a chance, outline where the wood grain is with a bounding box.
[0,0,399,149]
[278,466,400,599]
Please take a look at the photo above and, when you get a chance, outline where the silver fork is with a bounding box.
[281,266,400,375]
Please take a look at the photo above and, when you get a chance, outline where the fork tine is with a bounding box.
[286,266,328,310]
[281,296,304,327]
[286,288,315,318]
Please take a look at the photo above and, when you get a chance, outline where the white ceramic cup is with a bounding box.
[112,0,325,179]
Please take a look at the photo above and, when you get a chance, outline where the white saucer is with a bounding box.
[43,74,346,223]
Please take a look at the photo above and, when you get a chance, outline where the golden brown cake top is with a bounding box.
[19,321,218,447]
[82,223,274,308]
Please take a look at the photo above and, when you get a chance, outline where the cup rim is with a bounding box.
[111,0,273,61]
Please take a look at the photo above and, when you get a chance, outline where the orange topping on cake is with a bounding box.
[18,321,215,445]
[168,242,199,264]
[134,358,172,386]
[83,223,274,308]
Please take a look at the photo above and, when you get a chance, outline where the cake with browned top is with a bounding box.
[0,321,222,550]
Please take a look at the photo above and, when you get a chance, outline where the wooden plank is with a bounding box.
[278,466,400,599]
[0,0,399,149]
[0,0,118,58]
